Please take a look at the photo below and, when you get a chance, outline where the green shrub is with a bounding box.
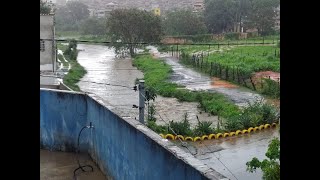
[261,79,280,99]
[147,120,168,134]
[168,113,193,136]
[193,116,215,136]
[225,32,240,40]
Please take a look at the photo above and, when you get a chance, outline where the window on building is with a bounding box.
[40,40,45,52]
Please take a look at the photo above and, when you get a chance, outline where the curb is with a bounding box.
[160,123,278,142]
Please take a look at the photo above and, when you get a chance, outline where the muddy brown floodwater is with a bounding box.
[76,44,279,180]
[76,44,216,126]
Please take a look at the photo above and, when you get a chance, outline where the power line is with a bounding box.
[153,111,197,156]
[41,38,276,46]
[40,74,135,90]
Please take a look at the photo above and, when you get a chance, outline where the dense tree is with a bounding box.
[40,0,51,14]
[107,9,163,56]
[204,0,279,35]
[244,0,280,35]
[55,1,89,31]
[204,0,236,33]
[79,17,106,35]
[246,138,280,180]
[163,9,207,35]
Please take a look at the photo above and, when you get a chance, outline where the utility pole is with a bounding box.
[139,80,145,124]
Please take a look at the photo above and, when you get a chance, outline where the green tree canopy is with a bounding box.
[204,0,236,33]
[79,17,106,36]
[55,1,89,31]
[163,9,207,35]
[40,0,51,14]
[107,9,163,56]
[244,0,280,35]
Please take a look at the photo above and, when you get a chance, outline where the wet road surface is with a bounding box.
[177,128,280,180]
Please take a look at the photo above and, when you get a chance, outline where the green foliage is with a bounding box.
[40,0,51,14]
[79,17,106,36]
[133,54,240,120]
[246,138,280,180]
[244,0,280,36]
[193,116,215,136]
[178,45,279,96]
[61,41,87,91]
[168,113,193,136]
[261,78,280,99]
[147,120,168,134]
[224,32,240,40]
[204,0,237,33]
[225,98,279,130]
[163,9,207,36]
[64,39,78,60]
[107,9,163,56]
[55,1,90,31]
[147,103,157,122]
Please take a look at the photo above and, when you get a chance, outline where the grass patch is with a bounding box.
[60,40,87,91]
[133,54,279,135]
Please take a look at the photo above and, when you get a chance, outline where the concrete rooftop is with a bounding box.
[40,149,109,180]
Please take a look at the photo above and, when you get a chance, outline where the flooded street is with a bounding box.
[77,44,216,125]
[177,128,280,180]
[77,44,143,118]
[76,44,278,180]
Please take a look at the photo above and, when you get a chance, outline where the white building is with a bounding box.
[40,14,61,89]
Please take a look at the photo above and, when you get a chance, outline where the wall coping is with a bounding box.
[40,88,227,180]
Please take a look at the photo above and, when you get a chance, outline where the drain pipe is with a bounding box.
[73,122,94,179]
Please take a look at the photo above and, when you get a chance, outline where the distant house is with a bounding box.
[40,14,56,72]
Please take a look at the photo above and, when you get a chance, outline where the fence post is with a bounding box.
[171,46,173,56]
[138,80,145,124]
[237,68,240,83]
[226,66,229,80]
[176,44,179,58]
[250,77,256,91]
[232,67,235,81]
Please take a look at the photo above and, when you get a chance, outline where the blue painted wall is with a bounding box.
[40,89,219,180]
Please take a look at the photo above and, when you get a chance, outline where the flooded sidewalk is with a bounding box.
[40,149,108,180]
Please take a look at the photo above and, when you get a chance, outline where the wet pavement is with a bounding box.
[40,149,108,180]
[177,128,280,180]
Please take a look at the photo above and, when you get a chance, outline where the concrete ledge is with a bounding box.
[40,89,227,180]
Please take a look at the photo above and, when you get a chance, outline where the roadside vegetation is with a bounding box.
[59,40,87,91]
[159,44,280,99]
[247,137,280,180]
[133,54,279,136]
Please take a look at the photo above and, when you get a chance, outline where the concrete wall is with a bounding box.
[40,15,56,71]
[40,89,226,180]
